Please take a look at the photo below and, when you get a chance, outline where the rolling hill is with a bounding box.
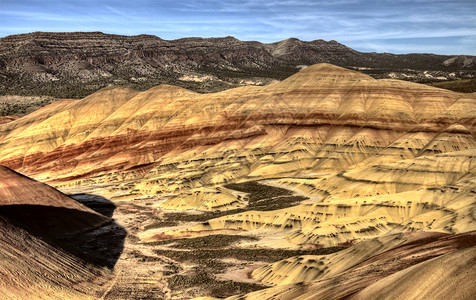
[1,63,475,299]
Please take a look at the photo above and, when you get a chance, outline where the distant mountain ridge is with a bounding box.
[0,31,475,98]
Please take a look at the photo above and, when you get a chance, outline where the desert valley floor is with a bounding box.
[0,64,475,299]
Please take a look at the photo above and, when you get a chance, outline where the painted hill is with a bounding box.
[225,231,476,300]
[0,63,475,298]
[0,64,474,244]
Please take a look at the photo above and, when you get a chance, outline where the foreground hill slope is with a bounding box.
[0,167,115,299]
[0,215,111,299]
[0,165,109,237]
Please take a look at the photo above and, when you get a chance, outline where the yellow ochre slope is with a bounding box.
[1,64,475,238]
[1,63,475,243]
[1,63,476,300]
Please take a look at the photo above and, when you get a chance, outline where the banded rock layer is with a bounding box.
[227,231,476,300]
[1,63,476,300]
[0,63,475,247]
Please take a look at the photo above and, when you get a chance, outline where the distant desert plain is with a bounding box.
[0,33,475,300]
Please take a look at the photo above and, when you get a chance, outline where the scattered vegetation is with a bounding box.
[143,220,179,230]
[159,181,307,225]
[154,247,345,263]
[167,271,265,298]
[198,64,297,81]
[226,180,292,199]
[150,234,259,249]
[130,250,169,263]
[0,73,238,100]
[160,244,344,298]
[425,78,476,93]
[96,181,342,297]
[225,180,308,211]
[0,95,58,116]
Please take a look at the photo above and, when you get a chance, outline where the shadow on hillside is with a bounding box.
[0,194,126,269]
[61,193,126,269]
[70,193,117,218]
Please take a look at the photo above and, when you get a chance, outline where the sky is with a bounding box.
[0,0,475,55]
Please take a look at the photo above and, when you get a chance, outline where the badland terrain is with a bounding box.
[0,35,475,300]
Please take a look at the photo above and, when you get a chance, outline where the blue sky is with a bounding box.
[0,0,475,55]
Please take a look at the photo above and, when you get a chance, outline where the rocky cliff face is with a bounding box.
[1,32,475,98]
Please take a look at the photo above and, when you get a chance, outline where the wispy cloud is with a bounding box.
[0,10,85,22]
